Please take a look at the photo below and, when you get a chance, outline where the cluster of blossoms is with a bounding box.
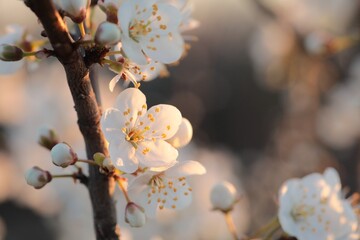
[25,87,206,227]
[7,0,206,229]
[102,87,206,222]
[5,0,360,238]
[0,0,198,88]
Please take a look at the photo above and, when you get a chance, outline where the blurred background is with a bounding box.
[1,0,360,239]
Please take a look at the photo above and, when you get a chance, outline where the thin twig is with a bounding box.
[24,0,119,239]
[225,212,239,240]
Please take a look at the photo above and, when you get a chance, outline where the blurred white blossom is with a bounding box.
[278,168,359,240]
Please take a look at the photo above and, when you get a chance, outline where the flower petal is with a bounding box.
[121,36,148,65]
[114,87,147,129]
[128,172,153,197]
[163,178,192,210]
[109,140,138,173]
[324,167,341,193]
[109,75,121,92]
[166,117,193,148]
[148,3,182,35]
[136,140,178,168]
[117,0,134,38]
[278,179,300,237]
[141,31,184,64]
[143,190,161,218]
[164,160,206,178]
[101,108,125,142]
[141,104,182,140]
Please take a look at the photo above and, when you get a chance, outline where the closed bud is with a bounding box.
[58,0,89,23]
[93,152,106,165]
[103,157,115,172]
[95,22,121,45]
[51,142,78,168]
[38,127,59,150]
[167,118,193,148]
[0,44,23,61]
[210,181,238,212]
[125,202,146,228]
[25,166,52,189]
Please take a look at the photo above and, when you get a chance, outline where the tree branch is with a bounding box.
[24,0,119,239]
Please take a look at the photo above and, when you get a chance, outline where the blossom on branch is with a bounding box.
[128,160,206,217]
[278,168,359,240]
[101,87,182,173]
[117,0,184,65]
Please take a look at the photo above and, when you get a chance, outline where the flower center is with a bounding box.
[150,175,165,190]
[129,19,152,41]
[291,204,315,221]
[123,128,145,149]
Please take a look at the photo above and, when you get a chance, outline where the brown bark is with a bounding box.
[24,0,119,239]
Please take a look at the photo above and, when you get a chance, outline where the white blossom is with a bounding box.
[125,202,147,227]
[128,160,206,217]
[163,0,199,32]
[278,168,359,240]
[51,142,78,168]
[117,0,184,65]
[108,43,168,91]
[167,117,193,148]
[95,22,121,45]
[101,87,182,173]
[210,181,238,212]
[25,166,52,189]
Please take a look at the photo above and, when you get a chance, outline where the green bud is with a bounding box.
[0,44,23,61]
[93,152,106,165]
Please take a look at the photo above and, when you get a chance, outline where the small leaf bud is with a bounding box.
[51,142,78,168]
[25,166,52,189]
[93,152,106,165]
[0,44,23,61]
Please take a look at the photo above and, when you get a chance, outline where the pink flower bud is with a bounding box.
[210,181,238,212]
[0,44,23,61]
[95,22,121,45]
[25,166,52,189]
[51,142,78,168]
[125,202,146,227]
